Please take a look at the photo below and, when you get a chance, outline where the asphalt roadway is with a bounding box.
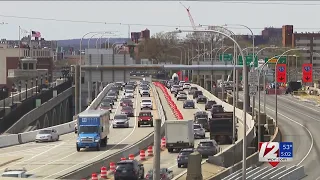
[239,92,319,180]
[137,87,244,179]
[0,86,158,179]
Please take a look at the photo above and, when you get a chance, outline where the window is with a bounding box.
[29,63,34,69]
[23,63,28,70]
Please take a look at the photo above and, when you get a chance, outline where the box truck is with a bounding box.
[76,110,110,151]
[165,120,194,153]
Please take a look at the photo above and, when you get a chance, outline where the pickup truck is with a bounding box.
[138,111,153,127]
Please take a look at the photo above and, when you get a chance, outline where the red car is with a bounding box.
[121,106,134,117]
[138,111,153,127]
[121,100,133,107]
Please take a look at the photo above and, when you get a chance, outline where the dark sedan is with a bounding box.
[183,100,195,109]
[196,95,207,104]
[121,106,134,117]
[205,100,217,110]
[121,99,133,107]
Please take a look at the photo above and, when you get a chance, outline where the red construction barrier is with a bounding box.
[153,82,184,120]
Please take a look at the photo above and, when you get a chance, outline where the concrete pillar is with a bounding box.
[255,113,266,124]
[263,135,271,142]
[75,65,80,115]
[237,101,243,109]
[186,152,203,180]
[227,96,233,104]
[268,124,275,135]
[267,118,274,125]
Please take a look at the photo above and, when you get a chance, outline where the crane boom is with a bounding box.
[180,2,197,30]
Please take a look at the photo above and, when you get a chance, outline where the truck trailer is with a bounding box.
[165,120,194,153]
[76,110,110,151]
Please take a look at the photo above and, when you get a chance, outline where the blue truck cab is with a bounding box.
[76,110,110,151]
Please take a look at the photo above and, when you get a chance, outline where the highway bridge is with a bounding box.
[0,78,253,179]
[0,77,309,180]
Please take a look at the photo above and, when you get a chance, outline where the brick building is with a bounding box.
[282,25,320,68]
[0,41,54,90]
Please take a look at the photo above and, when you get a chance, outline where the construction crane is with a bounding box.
[180,2,197,30]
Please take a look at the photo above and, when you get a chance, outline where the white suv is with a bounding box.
[124,90,134,98]
[140,99,153,110]
[183,83,191,90]
[177,91,187,100]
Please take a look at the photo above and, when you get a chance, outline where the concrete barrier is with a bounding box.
[0,83,113,148]
[0,86,37,107]
[56,84,167,179]
[0,134,19,147]
[5,88,73,134]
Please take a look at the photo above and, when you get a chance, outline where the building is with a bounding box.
[130,28,151,43]
[282,25,320,69]
[0,41,54,90]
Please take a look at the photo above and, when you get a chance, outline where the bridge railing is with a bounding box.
[0,82,114,148]
[0,79,72,134]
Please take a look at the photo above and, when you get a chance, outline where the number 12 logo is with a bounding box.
[259,142,280,167]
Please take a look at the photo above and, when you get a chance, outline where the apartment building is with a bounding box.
[282,25,320,69]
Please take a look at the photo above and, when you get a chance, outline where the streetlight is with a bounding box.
[31,78,33,95]
[96,32,118,49]
[11,84,14,105]
[36,77,38,96]
[18,81,21,101]
[25,80,28,100]
[2,87,6,113]
[254,46,280,147]
[274,48,307,126]
[173,29,248,178]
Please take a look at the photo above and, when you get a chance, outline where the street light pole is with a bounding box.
[173,29,248,178]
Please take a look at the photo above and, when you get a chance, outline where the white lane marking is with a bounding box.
[42,87,140,179]
[0,141,67,171]
[239,93,313,166]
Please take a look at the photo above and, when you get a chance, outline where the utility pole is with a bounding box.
[74,65,80,115]
[153,119,161,180]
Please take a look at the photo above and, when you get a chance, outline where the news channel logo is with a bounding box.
[259,142,293,167]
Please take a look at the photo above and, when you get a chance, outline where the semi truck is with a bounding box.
[165,120,194,153]
[209,112,237,144]
[76,110,110,151]
[172,73,179,82]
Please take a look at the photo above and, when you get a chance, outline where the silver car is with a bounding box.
[35,129,59,142]
[113,114,130,128]
[196,139,219,158]
[140,99,153,110]
[194,124,205,139]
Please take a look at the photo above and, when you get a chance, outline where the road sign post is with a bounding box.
[249,85,257,97]
[248,71,259,86]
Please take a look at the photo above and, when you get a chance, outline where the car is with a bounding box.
[205,100,217,110]
[182,83,191,90]
[102,98,114,106]
[115,82,124,90]
[121,99,133,107]
[145,168,174,180]
[100,102,112,113]
[174,89,183,97]
[113,114,130,128]
[124,89,135,98]
[114,160,144,180]
[196,95,207,103]
[183,100,195,109]
[106,92,118,101]
[179,81,185,86]
[194,124,205,139]
[138,111,153,127]
[196,139,219,158]
[176,91,187,100]
[140,99,153,110]
[177,148,194,168]
[110,87,120,95]
[210,104,224,114]
[170,85,180,93]
[124,85,135,91]
[1,168,35,178]
[193,90,203,99]
[139,85,149,93]
[121,106,134,117]
[35,128,59,142]
[188,87,198,95]
[166,81,174,88]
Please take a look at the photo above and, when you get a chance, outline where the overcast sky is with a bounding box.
[0,1,319,40]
